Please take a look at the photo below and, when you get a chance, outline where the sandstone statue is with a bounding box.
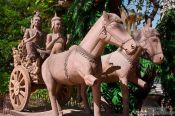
[41,11,137,116]
[46,13,68,54]
[22,11,43,61]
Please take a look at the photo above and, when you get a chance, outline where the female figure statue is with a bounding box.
[46,14,68,54]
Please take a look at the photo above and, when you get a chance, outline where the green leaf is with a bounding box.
[112,96,119,105]
[35,0,41,5]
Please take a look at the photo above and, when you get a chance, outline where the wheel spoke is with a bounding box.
[14,74,17,81]
[19,90,25,97]
[19,78,24,84]
[19,85,25,89]
[18,94,24,103]
[14,71,18,81]
[10,87,14,91]
[19,72,23,81]
[11,92,15,99]
[10,80,15,86]
[16,95,21,105]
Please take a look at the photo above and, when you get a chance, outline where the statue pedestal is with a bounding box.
[9,108,120,116]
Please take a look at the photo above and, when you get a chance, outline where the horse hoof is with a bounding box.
[58,111,63,116]
[84,108,92,115]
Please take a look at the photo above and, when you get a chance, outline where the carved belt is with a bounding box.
[64,46,100,84]
[76,46,100,64]
[117,48,133,65]
[64,50,74,84]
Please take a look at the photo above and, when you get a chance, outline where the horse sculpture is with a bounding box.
[41,11,137,116]
[79,19,164,116]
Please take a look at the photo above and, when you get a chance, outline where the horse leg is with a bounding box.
[42,66,61,116]
[92,80,101,116]
[129,73,149,89]
[80,84,92,114]
[120,77,129,116]
[76,85,82,102]
[48,83,62,116]
[77,64,101,116]
[55,85,63,115]
[81,74,101,116]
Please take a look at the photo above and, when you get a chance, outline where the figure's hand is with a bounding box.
[33,31,39,38]
[56,34,60,39]
[53,34,60,41]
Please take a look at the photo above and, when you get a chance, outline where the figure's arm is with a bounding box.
[62,35,69,50]
[23,29,37,43]
[46,34,58,50]
[66,37,69,45]
[66,34,72,45]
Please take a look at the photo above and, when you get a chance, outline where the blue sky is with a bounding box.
[123,0,161,28]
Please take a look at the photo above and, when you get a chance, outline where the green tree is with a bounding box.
[157,9,175,106]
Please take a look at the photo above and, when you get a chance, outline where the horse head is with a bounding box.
[133,26,164,64]
[101,11,137,54]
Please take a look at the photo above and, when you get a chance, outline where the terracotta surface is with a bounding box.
[78,3,163,115]
[9,12,45,112]
[41,11,137,116]
[79,19,164,116]
[22,11,43,61]
[46,13,68,54]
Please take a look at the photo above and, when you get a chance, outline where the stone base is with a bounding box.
[9,108,120,116]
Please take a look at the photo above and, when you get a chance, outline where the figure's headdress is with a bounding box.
[30,11,41,29]
[51,13,61,30]
[33,11,41,19]
[51,13,61,22]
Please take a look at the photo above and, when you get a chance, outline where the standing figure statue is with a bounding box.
[23,11,43,61]
[46,13,68,54]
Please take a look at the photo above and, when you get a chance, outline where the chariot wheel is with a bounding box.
[57,85,72,106]
[9,66,31,111]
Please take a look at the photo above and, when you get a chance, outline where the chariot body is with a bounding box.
[9,41,71,111]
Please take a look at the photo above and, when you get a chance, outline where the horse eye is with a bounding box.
[117,20,123,24]
[153,39,158,42]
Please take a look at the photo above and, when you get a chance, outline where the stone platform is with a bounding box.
[9,109,120,116]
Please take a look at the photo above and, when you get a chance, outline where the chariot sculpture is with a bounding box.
[9,12,70,112]
[9,11,137,116]
[8,9,163,116]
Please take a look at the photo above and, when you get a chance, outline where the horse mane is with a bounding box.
[132,29,141,42]
[132,27,159,42]
[108,13,123,23]
[143,27,159,38]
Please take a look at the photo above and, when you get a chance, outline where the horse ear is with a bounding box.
[103,11,109,21]
[144,17,152,28]
[140,41,146,47]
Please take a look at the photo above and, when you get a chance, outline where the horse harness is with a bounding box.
[64,18,134,83]
[137,30,163,59]
[64,46,101,84]
[101,21,133,48]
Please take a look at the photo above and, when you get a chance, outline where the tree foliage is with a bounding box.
[157,9,175,105]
